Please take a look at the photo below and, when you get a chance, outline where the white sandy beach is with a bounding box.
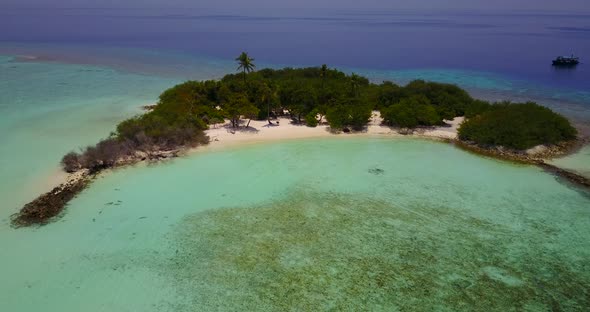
[204,111,463,151]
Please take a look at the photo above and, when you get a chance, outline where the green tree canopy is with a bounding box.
[62,62,577,174]
[381,95,441,128]
[458,102,577,149]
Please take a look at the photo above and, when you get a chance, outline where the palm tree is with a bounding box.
[236,52,256,82]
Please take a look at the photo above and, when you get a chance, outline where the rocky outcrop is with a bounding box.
[535,161,590,189]
[12,149,182,228]
[11,170,91,227]
[452,139,582,163]
[453,139,590,190]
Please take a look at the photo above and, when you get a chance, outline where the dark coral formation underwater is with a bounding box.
[163,190,590,311]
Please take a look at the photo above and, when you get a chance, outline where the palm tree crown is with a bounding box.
[236,52,256,81]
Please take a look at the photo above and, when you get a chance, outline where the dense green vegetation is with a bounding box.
[133,63,483,132]
[378,80,478,128]
[458,102,577,150]
[61,52,577,173]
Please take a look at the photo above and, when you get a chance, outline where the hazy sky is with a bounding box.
[2,0,589,11]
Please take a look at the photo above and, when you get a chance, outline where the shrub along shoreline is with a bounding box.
[11,61,586,227]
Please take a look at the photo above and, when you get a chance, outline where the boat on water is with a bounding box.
[552,55,580,66]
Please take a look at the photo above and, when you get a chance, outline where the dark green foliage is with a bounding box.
[219,66,374,129]
[348,103,373,131]
[325,105,348,130]
[465,99,492,118]
[116,113,208,146]
[59,65,381,172]
[326,100,372,131]
[403,80,474,118]
[305,111,319,127]
[381,95,441,128]
[378,79,487,127]
[381,103,418,128]
[376,80,574,149]
[222,93,259,128]
[61,79,214,172]
[375,81,403,109]
[62,61,575,173]
[458,102,577,150]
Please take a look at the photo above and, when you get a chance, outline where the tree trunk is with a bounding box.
[247,119,251,128]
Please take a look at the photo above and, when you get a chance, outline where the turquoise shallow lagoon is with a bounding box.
[0,55,177,210]
[1,138,589,310]
[550,146,590,178]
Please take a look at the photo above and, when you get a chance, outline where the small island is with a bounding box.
[12,53,587,227]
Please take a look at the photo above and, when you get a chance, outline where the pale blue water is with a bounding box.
[1,138,589,310]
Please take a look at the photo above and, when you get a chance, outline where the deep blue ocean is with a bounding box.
[1,8,589,93]
[2,8,589,125]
